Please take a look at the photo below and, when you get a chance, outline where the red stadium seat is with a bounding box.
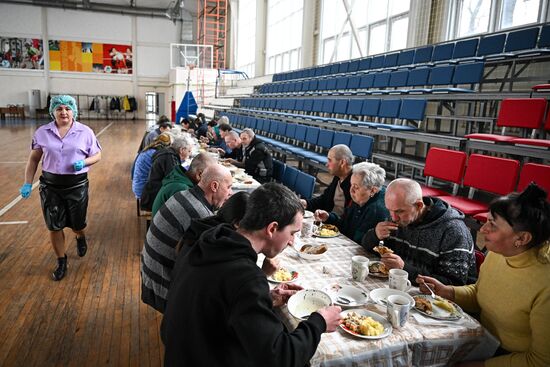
[465,98,547,142]
[438,154,520,215]
[475,249,485,274]
[510,109,550,148]
[420,148,467,196]
[517,163,550,200]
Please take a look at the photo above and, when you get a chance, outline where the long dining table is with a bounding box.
[265,229,499,367]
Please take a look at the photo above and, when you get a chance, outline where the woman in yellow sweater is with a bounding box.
[417,183,550,367]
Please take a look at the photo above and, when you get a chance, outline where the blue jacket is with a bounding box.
[132,148,156,198]
[326,187,389,244]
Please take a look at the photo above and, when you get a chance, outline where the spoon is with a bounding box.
[337,296,352,305]
[422,281,437,300]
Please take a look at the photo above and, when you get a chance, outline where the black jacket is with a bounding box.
[244,137,273,183]
[305,173,352,212]
[140,147,181,211]
[161,224,326,367]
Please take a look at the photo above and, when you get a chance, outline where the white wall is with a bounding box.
[0,3,182,119]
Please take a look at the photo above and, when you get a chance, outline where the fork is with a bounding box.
[422,281,437,300]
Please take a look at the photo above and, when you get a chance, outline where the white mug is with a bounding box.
[389,269,411,291]
[351,256,370,281]
[301,219,315,238]
[386,294,411,329]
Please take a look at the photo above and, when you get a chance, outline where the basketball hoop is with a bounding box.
[187,63,196,70]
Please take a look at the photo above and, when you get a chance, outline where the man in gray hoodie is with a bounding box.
[362,178,477,285]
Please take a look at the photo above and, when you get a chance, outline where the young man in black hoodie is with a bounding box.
[161,183,342,367]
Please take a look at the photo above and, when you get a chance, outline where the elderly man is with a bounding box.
[240,128,273,183]
[141,164,233,312]
[315,162,389,243]
[140,135,193,212]
[151,152,217,217]
[300,144,353,216]
[362,178,477,285]
[141,115,171,151]
[161,183,342,366]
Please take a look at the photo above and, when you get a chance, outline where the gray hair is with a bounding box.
[387,178,423,205]
[352,162,386,189]
[188,152,216,176]
[171,136,191,151]
[218,115,229,124]
[241,128,255,139]
[330,144,354,167]
[226,130,240,140]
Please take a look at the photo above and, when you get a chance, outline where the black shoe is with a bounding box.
[52,254,67,281]
[76,236,87,257]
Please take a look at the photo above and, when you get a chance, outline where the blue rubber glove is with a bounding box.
[20,183,32,199]
[73,160,86,171]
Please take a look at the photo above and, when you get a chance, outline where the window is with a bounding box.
[451,0,544,39]
[265,0,303,74]
[235,0,256,77]
[319,0,410,63]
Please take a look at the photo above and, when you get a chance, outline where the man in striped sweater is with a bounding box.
[141,164,233,312]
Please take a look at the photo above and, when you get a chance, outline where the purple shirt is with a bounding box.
[31,120,102,175]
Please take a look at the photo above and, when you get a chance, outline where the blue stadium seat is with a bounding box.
[317,129,334,150]
[282,165,299,189]
[333,99,348,115]
[371,55,385,69]
[294,171,316,199]
[347,99,363,115]
[399,99,426,121]
[384,53,399,68]
[407,67,430,90]
[432,43,455,63]
[312,99,324,113]
[477,33,506,58]
[335,76,349,91]
[338,61,351,73]
[358,57,372,71]
[349,134,374,160]
[379,99,402,118]
[347,75,361,90]
[398,49,416,66]
[361,99,381,118]
[452,38,479,59]
[373,71,392,88]
[359,74,375,90]
[333,131,352,146]
[414,46,433,64]
[321,99,335,114]
[348,59,360,72]
[539,25,550,48]
[305,126,321,145]
[389,70,409,88]
[429,65,454,86]
[505,27,539,52]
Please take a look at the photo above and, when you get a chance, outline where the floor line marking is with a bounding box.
[0,221,29,225]
[0,121,113,218]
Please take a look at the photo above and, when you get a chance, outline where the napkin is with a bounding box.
[411,310,477,328]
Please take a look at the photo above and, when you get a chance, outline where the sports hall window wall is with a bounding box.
[265,0,303,75]
[319,0,410,64]
[235,0,256,77]
[449,0,545,38]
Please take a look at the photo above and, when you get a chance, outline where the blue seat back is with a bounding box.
[414,46,433,64]
[268,120,278,135]
[317,129,334,149]
[429,65,454,85]
[348,59,360,72]
[432,43,455,62]
[347,99,363,115]
[350,135,374,159]
[305,126,320,145]
[384,53,399,68]
[285,123,296,139]
[294,125,307,141]
[398,50,415,66]
[407,68,430,86]
[336,76,349,90]
[303,99,314,112]
[373,72,391,88]
[379,99,402,118]
[539,25,550,48]
[477,33,506,56]
[389,70,409,87]
[277,121,287,136]
[359,74,375,89]
[358,58,372,71]
[329,63,339,75]
[321,99,335,113]
[399,99,427,121]
[371,55,385,69]
[333,131,352,146]
[326,77,337,90]
[313,99,324,113]
[362,99,381,117]
[295,99,305,111]
[273,159,286,182]
[452,62,484,84]
[318,79,328,91]
[338,61,350,73]
[282,166,299,189]
[453,38,479,59]
[347,75,361,89]
[505,27,539,52]
[334,99,349,114]
[295,171,316,199]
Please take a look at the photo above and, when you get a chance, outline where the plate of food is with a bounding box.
[369,261,389,278]
[297,243,328,260]
[413,295,464,320]
[323,284,369,307]
[369,288,415,307]
[268,267,299,283]
[313,224,340,238]
[340,309,392,339]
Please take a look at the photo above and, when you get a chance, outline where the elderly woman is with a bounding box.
[315,162,389,243]
[132,132,172,200]
[417,183,550,367]
[19,95,102,281]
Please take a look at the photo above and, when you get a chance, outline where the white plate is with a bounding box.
[368,261,389,278]
[268,268,299,283]
[323,284,369,307]
[413,294,464,320]
[339,309,392,339]
[296,244,328,261]
[287,289,332,321]
[369,288,415,306]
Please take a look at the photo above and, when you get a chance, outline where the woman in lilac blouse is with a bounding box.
[20,95,102,281]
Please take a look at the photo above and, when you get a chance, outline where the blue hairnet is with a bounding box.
[49,95,78,119]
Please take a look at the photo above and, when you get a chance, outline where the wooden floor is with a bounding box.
[0,119,163,366]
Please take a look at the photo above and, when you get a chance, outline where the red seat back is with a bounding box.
[463,154,520,195]
[545,108,550,131]
[517,163,550,200]
[497,98,547,129]
[475,249,485,274]
[423,148,467,184]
